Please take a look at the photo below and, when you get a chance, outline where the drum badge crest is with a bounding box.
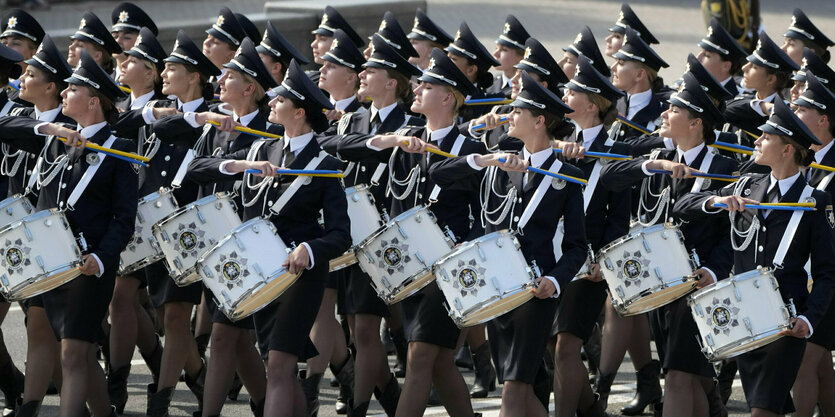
[450,258,487,296]
[616,251,650,287]
[173,223,206,257]
[0,239,31,273]
[214,252,248,288]
[375,237,410,273]
[827,205,834,228]
[704,297,740,335]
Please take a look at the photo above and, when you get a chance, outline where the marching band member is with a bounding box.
[486,15,530,98]
[697,18,747,99]
[202,8,248,93]
[234,13,262,50]
[430,70,587,417]
[604,3,659,58]
[257,21,309,88]
[780,9,832,68]
[788,48,835,104]
[674,98,835,417]
[68,12,123,76]
[551,55,629,417]
[105,26,168,413]
[308,6,365,85]
[724,33,798,143]
[790,73,835,417]
[0,49,138,417]
[1,8,44,105]
[466,37,568,152]
[558,25,611,81]
[0,35,68,417]
[318,29,366,118]
[363,11,420,63]
[445,22,501,123]
[406,8,454,71]
[109,2,157,83]
[186,58,350,417]
[319,33,424,416]
[336,48,487,417]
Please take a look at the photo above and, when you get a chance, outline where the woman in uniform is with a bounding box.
[558,26,610,81]
[187,58,350,417]
[780,8,832,67]
[430,70,587,416]
[445,22,501,123]
[790,73,835,417]
[674,98,835,417]
[308,6,365,85]
[68,12,122,76]
[336,48,486,417]
[696,18,747,99]
[406,8,453,71]
[109,2,157,83]
[486,15,529,98]
[201,7,248,93]
[318,30,365,122]
[551,55,629,417]
[0,49,138,417]
[604,4,659,59]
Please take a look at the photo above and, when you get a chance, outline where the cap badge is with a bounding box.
[427,57,436,71]
[574,32,583,45]
[118,11,129,23]
[6,17,17,29]
[379,19,387,32]
[412,17,419,30]
[523,47,532,60]
[320,13,328,27]
[330,37,339,51]
[216,15,225,27]
[503,22,511,34]
[706,26,713,37]
[79,18,86,30]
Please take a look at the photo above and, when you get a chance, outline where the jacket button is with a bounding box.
[273,182,279,188]
[361,166,367,172]
[420,177,426,182]
[758,245,764,252]
[268,201,273,206]
[761,226,766,232]
[513,216,520,222]
[164,155,171,161]
[66,165,73,170]
[26,170,31,175]
[160,171,167,177]
[517,198,523,203]
[60,183,66,189]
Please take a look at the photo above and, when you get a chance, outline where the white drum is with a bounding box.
[433,230,537,327]
[119,188,179,275]
[0,209,83,301]
[152,193,241,286]
[356,205,455,304]
[197,217,299,321]
[688,267,794,361]
[598,223,698,316]
[329,185,385,272]
[0,194,35,229]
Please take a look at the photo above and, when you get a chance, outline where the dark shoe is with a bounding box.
[183,362,206,410]
[107,405,117,417]
[194,334,210,361]
[0,361,22,412]
[620,360,662,416]
[593,372,616,410]
[146,384,174,417]
[469,343,496,398]
[11,400,39,417]
[249,398,265,417]
[331,355,354,415]
[389,328,408,378]
[347,400,369,417]
[652,401,663,417]
[227,372,243,401]
[707,381,728,417]
[107,365,130,414]
[717,360,736,405]
[577,393,608,417]
[427,385,440,406]
[455,344,473,370]
[299,371,323,417]
[373,373,400,417]
[140,337,163,386]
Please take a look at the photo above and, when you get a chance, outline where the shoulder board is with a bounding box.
[395,126,421,136]
[337,112,353,135]
[8,107,27,117]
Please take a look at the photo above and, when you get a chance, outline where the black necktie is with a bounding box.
[764,184,781,217]
[282,142,295,168]
[524,158,532,187]
[371,113,382,134]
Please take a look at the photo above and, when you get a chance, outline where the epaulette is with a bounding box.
[337,112,353,135]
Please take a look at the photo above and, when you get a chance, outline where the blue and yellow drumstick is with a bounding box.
[7,80,20,91]
[713,202,816,211]
[206,121,283,139]
[616,115,653,136]
[497,157,588,185]
[711,141,835,173]
[554,148,632,161]
[56,137,149,166]
[245,169,344,178]
[471,117,509,132]
[647,169,739,182]
[465,98,513,106]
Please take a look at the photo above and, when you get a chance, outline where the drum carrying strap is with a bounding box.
[582,162,602,212]
[816,171,835,191]
[67,135,118,209]
[269,151,329,215]
[170,149,197,188]
[690,149,716,193]
[428,135,466,202]
[0,101,14,117]
[772,184,814,268]
[518,158,563,230]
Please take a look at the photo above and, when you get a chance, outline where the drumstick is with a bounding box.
[497,157,588,185]
[710,141,835,173]
[712,202,816,211]
[465,98,513,106]
[646,169,740,182]
[616,115,653,136]
[56,137,150,166]
[245,169,344,178]
[471,117,509,132]
[398,141,458,159]
[118,85,131,94]
[554,148,632,161]
[206,121,283,139]
[7,80,20,91]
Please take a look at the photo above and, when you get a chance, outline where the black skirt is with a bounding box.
[488,297,558,384]
[552,279,607,342]
[325,267,340,289]
[737,336,806,414]
[145,260,202,307]
[118,265,148,288]
[203,286,254,329]
[340,264,389,317]
[43,270,115,343]
[400,281,460,349]
[660,297,715,377]
[252,263,326,360]
[809,301,835,350]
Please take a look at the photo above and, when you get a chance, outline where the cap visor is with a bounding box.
[206,28,237,46]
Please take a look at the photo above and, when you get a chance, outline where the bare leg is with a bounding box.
[236,330,266,404]
[625,314,653,370]
[396,341,439,417]
[554,333,594,417]
[793,343,827,417]
[817,347,835,416]
[108,275,141,369]
[60,339,109,417]
[157,302,202,390]
[202,323,240,416]
[23,306,59,403]
[351,313,390,404]
[599,298,632,375]
[263,350,305,417]
[432,346,474,416]
[500,381,547,417]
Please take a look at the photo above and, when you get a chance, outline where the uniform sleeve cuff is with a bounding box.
[798,315,813,338]
[34,122,50,136]
[702,198,725,214]
[301,242,315,270]
[466,154,485,171]
[750,100,768,117]
[218,160,236,175]
[142,105,157,124]
[365,137,384,151]
[544,275,561,298]
[184,112,201,128]
[641,160,653,176]
[702,267,717,284]
[90,253,105,278]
